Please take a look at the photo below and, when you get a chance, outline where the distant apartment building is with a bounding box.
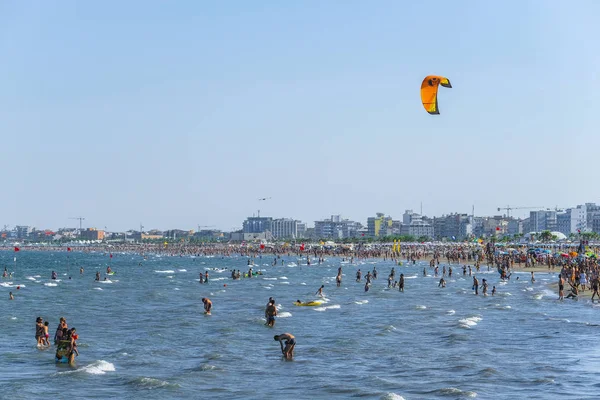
[401,210,434,238]
[556,210,571,236]
[271,218,301,239]
[15,225,32,239]
[367,213,393,237]
[529,210,557,232]
[243,216,273,234]
[434,214,472,240]
[80,228,105,241]
[296,222,307,238]
[314,215,362,239]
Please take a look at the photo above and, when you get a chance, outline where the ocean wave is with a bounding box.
[380,393,405,400]
[128,376,180,389]
[177,269,187,272]
[44,283,57,287]
[354,300,369,305]
[415,305,427,310]
[155,270,175,273]
[263,278,278,280]
[446,309,456,315]
[279,276,288,279]
[93,287,103,291]
[278,312,292,318]
[431,387,477,397]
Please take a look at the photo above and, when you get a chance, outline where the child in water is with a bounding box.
[43,321,50,346]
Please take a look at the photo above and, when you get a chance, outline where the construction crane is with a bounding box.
[69,216,85,230]
[497,206,543,218]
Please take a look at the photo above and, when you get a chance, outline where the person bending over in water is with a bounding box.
[438,278,446,288]
[202,298,212,314]
[274,333,295,360]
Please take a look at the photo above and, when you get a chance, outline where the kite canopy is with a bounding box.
[421,75,452,115]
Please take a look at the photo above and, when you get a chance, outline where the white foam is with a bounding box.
[99,279,113,284]
[380,393,406,400]
[278,312,292,318]
[0,282,13,287]
[10,317,17,320]
[459,316,482,328]
[279,276,288,280]
[354,300,369,305]
[263,278,278,280]
[416,305,427,310]
[81,360,115,375]
[44,283,58,287]
[155,270,175,273]
[300,282,306,285]
[177,269,187,272]
[26,276,36,281]
[446,309,456,315]
[93,287,103,291]
[314,304,341,312]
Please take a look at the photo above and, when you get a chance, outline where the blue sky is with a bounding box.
[1,1,598,231]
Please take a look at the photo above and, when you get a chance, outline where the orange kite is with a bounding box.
[421,75,452,115]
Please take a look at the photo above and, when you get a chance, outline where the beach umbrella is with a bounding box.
[569,251,578,257]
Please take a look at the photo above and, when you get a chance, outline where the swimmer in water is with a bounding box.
[491,286,496,296]
[274,333,295,360]
[95,271,100,281]
[202,297,212,314]
[399,274,404,292]
[107,266,112,274]
[9,291,14,300]
[438,278,446,288]
[80,267,84,274]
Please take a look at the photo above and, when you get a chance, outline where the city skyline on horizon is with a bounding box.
[2,2,599,232]
[2,201,597,233]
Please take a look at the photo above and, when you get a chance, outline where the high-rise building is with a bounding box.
[367,213,393,237]
[433,214,472,240]
[570,205,587,233]
[529,210,557,232]
[243,217,273,234]
[314,215,362,239]
[556,210,571,236]
[271,218,303,239]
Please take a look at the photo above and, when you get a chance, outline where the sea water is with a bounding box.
[0,251,598,399]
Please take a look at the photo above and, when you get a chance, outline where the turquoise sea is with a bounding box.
[1,251,599,399]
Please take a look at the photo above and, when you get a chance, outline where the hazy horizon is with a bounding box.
[2,1,598,231]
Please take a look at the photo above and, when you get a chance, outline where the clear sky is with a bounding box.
[1,1,598,232]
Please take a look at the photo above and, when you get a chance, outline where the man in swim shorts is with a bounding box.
[265,299,277,327]
[274,333,295,359]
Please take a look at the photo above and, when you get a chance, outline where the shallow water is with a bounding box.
[1,252,599,399]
